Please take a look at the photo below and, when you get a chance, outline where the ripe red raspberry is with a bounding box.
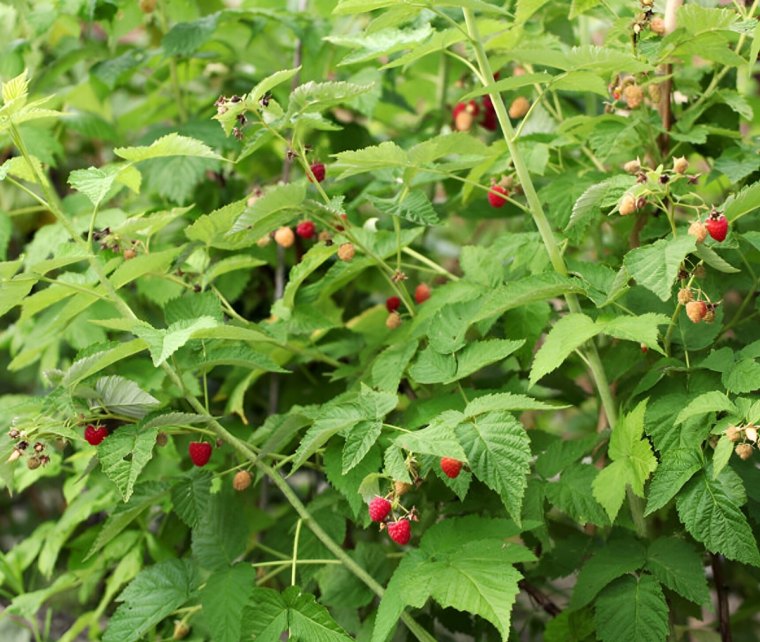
[440,457,463,478]
[385,296,401,313]
[480,95,498,131]
[387,519,411,545]
[368,496,392,522]
[414,283,431,304]
[84,424,108,446]
[296,220,316,239]
[309,162,326,183]
[488,184,509,208]
[705,212,728,242]
[189,441,212,467]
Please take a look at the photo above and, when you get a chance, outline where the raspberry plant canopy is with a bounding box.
[1,1,759,641]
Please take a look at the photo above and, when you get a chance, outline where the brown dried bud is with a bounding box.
[27,456,41,470]
[139,0,157,13]
[233,470,252,491]
[173,621,190,640]
[123,248,137,260]
[256,235,271,248]
[735,443,753,461]
[703,305,715,324]
[688,221,708,243]
[156,432,169,447]
[623,159,641,174]
[745,426,758,443]
[394,481,412,496]
[8,429,20,439]
[33,442,44,453]
[672,156,689,174]
[635,196,647,210]
[508,96,530,119]
[693,265,706,279]
[338,243,356,262]
[677,288,693,305]
[649,16,666,35]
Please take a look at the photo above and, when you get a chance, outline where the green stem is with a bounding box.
[462,9,618,430]
[291,519,303,586]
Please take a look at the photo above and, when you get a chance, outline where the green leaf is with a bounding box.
[599,313,670,353]
[230,182,306,235]
[287,81,374,118]
[722,358,760,394]
[675,391,737,424]
[464,392,569,418]
[645,538,709,605]
[676,467,760,566]
[114,133,224,162]
[250,67,302,105]
[530,313,599,386]
[593,401,657,521]
[448,339,524,383]
[623,235,696,301]
[694,243,740,273]
[455,411,531,523]
[645,448,702,516]
[332,141,408,179]
[61,340,146,388]
[723,180,760,222]
[342,421,382,473]
[98,424,158,502]
[67,164,140,208]
[93,375,160,419]
[535,434,600,478]
[132,316,219,367]
[162,13,220,56]
[366,189,439,226]
[395,411,467,460]
[570,537,647,610]
[712,434,734,479]
[109,247,183,290]
[276,243,336,313]
[594,575,668,642]
[371,340,419,392]
[200,564,255,642]
[241,586,352,642]
[103,559,197,642]
[545,464,609,526]
[192,490,251,571]
[171,469,213,528]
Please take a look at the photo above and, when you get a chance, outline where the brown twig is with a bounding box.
[711,553,732,642]
[518,579,562,617]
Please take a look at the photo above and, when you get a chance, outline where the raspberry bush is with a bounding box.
[1,1,759,641]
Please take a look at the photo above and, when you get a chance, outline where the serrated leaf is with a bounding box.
[675,391,737,424]
[570,537,647,610]
[455,411,531,523]
[546,464,609,526]
[132,316,219,367]
[366,189,439,225]
[162,13,220,56]
[171,469,213,528]
[342,420,382,473]
[230,181,306,235]
[645,538,709,605]
[530,313,599,386]
[644,448,702,516]
[567,175,636,231]
[332,141,408,179]
[395,411,467,460]
[192,490,251,571]
[114,133,224,162]
[594,575,668,642]
[93,376,160,419]
[722,358,760,394]
[109,247,183,290]
[623,236,696,301]
[200,564,255,642]
[287,81,374,118]
[67,164,139,208]
[98,424,158,502]
[676,467,760,566]
[464,392,568,418]
[723,180,760,222]
[448,339,524,383]
[103,559,197,642]
[694,243,740,273]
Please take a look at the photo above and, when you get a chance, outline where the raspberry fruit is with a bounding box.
[84,424,108,446]
[233,470,252,491]
[618,193,637,216]
[385,296,401,313]
[387,519,411,545]
[274,226,295,248]
[453,100,479,132]
[677,288,693,305]
[745,426,758,443]
[622,84,643,109]
[394,480,412,496]
[508,96,530,119]
[687,221,708,243]
[480,95,498,131]
[123,247,137,260]
[488,184,509,208]
[386,311,402,329]
[685,301,707,323]
[672,156,688,174]
[368,496,392,522]
[414,283,431,304]
[650,16,666,35]
[189,441,212,467]
[309,162,326,183]
[705,212,728,242]
[296,220,316,239]
[623,159,641,174]
[735,443,753,461]
[440,457,463,479]
[337,242,355,261]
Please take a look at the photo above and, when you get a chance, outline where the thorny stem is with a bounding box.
[9,118,437,642]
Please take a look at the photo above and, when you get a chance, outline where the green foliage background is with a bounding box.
[0,0,759,641]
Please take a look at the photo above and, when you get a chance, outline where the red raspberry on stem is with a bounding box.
[385,296,401,313]
[189,441,212,467]
[452,100,479,132]
[387,519,411,545]
[414,283,431,304]
[488,184,509,208]
[308,162,326,183]
[84,424,108,446]
[368,496,392,522]
[296,220,316,239]
[705,212,728,242]
[440,457,463,479]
